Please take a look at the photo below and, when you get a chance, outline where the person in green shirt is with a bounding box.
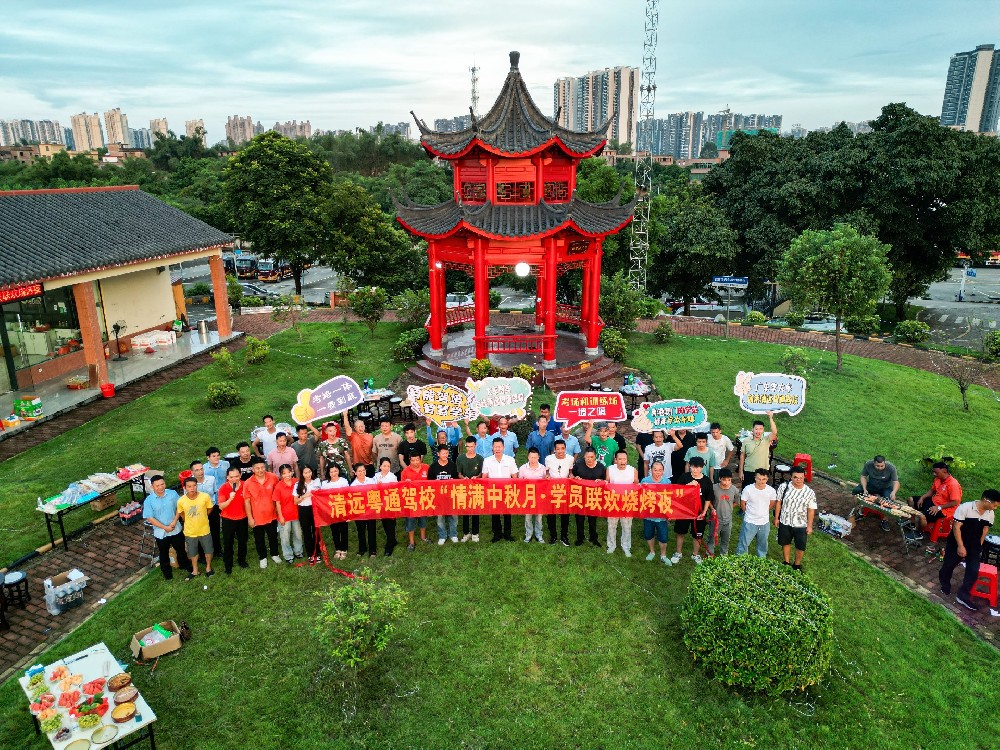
[684,433,719,482]
[584,421,618,467]
[456,435,485,542]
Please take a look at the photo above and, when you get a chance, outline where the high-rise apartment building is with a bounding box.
[372,122,410,139]
[225,115,256,145]
[103,108,131,146]
[637,111,782,158]
[149,117,169,138]
[70,112,104,151]
[130,127,152,149]
[0,119,65,146]
[63,127,75,150]
[433,115,472,133]
[940,43,1000,133]
[271,120,311,138]
[185,119,206,143]
[553,66,640,146]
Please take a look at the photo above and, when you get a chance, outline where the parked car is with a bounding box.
[239,282,281,301]
[446,293,474,308]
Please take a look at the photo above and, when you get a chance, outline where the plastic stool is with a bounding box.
[793,453,813,483]
[971,563,998,608]
[3,571,30,608]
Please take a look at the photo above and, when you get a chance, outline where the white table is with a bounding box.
[18,642,157,749]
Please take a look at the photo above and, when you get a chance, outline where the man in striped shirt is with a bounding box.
[773,465,817,571]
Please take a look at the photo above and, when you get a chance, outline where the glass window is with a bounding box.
[2,287,82,371]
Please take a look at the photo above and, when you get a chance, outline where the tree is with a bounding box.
[222,131,332,294]
[699,141,719,158]
[575,158,636,277]
[647,182,738,314]
[777,224,891,371]
[598,271,644,333]
[349,286,390,335]
[608,140,632,155]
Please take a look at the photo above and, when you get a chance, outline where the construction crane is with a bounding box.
[628,0,659,292]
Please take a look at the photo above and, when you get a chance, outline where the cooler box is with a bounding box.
[794,453,813,483]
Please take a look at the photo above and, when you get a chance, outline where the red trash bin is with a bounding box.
[793,453,812,483]
[100,383,116,398]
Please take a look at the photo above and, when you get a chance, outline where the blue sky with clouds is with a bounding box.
[2,0,997,142]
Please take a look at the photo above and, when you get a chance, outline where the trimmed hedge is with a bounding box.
[681,555,833,696]
[391,328,429,362]
[844,314,880,336]
[206,381,243,410]
[784,311,805,327]
[894,319,931,344]
[742,311,767,325]
[600,329,628,362]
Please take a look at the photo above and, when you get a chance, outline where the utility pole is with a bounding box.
[628,0,659,292]
[470,66,480,117]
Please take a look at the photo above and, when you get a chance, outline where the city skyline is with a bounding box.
[2,1,997,143]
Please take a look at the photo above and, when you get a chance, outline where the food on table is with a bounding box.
[48,665,69,682]
[82,677,107,695]
[113,685,139,705]
[57,674,84,691]
[27,672,45,689]
[107,673,132,691]
[65,739,92,750]
[40,715,63,733]
[77,713,102,729]
[111,701,136,723]
[30,683,51,700]
[91,725,119,744]
[58,689,82,708]
[71,693,109,718]
[36,708,58,721]
[54,727,73,742]
[29,692,55,711]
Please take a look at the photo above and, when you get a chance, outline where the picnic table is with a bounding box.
[619,383,652,412]
[18,641,157,749]
[849,493,924,553]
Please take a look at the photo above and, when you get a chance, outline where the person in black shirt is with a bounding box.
[670,429,698,479]
[940,489,999,610]
[230,442,257,481]
[398,423,427,468]
[430,445,459,543]
[671,456,714,565]
[573,447,605,547]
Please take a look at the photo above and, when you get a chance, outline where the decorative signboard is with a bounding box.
[465,376,532,420]
[733,371,807,416]
[554,391,628,428]
[406,383,479,426]
[630,399,709,433]
[290,375,365,424]
[0,282,42,305]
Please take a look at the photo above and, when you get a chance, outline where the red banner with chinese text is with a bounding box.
[311,479,700,528]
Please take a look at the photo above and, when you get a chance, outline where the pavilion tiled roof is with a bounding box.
[393,192,635,240]
[0,186,232,288]
[411,51,611,158]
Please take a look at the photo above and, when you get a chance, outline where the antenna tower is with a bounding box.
[470,65,480,117]
[628,0,659,291]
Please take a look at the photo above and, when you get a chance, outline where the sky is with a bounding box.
[2,0,998,143]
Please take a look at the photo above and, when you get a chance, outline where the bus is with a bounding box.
[256,258,292,282]
[235,254,258,279]
[955,250,1000,268]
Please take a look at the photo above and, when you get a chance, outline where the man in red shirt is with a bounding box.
[910,462,962,537]
[343,413,375,475]
[401,454,429,550]
[243,458,283,568]
[217,466,249,573]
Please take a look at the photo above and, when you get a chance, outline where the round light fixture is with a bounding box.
[515,262,531,277]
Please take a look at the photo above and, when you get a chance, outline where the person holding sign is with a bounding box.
[671,456,713,565]
[643,429,682,479]
[606,450,637,557]
[584,421,617,467]
[483,437,518,542]
[738,411,777,487]
[640,461,672,565]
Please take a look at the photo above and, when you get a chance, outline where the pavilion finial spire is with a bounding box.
[509,50,520,71]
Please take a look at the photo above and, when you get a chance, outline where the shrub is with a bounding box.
[210,346,243,379]
[468,358,494,380]
[983,330,1000,360]
[511,363,537,382]
[681,555,833,696]
[391,328,428,362]
[226,274,243,306]
[206,381,243,410]
[240,295,264,308]
[636,295,661,319]
[653,320,674,344]
[392,288,431,329]
[598,271,643,333]
[244,335,270,365]
[488,290,502,309]
[784,310,805,327]
[186,282,211,297]
[313,569,408,671]
[330,331,355,364]
[844,314,880,336]
[742,310,767,325]
[894,319,931,344]
[511,414,532,444]
[780,347,810,376]
[349,286,390,335]
[600,328,628,362]
[917,445,975,472]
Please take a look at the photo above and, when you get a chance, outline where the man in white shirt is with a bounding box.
[642,429,681,478]
[606,450,638,557]
[253,414,280,458]
[736,468,777,557]
[482,437,518,542]
[545,439,575,546]
[707,422,735,470]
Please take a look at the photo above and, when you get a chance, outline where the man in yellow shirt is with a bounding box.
[174,477,215,580]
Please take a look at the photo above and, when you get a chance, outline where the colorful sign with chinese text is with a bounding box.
[554,391,628,428]
[291,375,365,424]
[312,478,700,526]
[465,376,532,419]
[734,371,806,416]
[630,399,709,433]
[406,383,479,426]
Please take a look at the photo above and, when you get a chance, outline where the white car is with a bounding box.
[446,293,474,308]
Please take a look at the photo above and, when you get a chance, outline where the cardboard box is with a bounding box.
[43,569,89,615]
[14,396,43,421]
[130,620,182,659]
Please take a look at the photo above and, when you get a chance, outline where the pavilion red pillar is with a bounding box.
[534,273,544,331]
[427,244,443,352]
[585,239,604,354]
[580,257,593,338]
[543,240,557,367]
[435,263,447,345]
[473,241,489,359]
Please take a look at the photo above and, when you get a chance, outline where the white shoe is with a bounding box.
[471,534,480,542]
[661,555,672,566]
[692,554,703,565]
[271,555,282,564]
[259,559,267,569]
[524,538,532,543]
[450,536,459,543]
[623,549,632,558]
[535,536,544,543]
[438,538,446,546]
[606,548,615,554]
[461,534,471,542]
[670,552,682,564]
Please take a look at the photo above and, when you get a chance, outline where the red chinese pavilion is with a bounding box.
[395,51,633,380]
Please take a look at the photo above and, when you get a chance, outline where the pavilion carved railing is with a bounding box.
[425,305,477,333]
[555,303,583,325]
[474,334,554,354]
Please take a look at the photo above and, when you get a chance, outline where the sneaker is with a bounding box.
[422,537,432,544]
[792,564,802,571]
[407,543,415,552]
[623,549,631,558]
[238,562,250,569]
[524,538,533,543]
[535,537,545,543]
[547,538,557,545]
[879,520,892,532]
[438,538,447,546]
[955,594,979,611]
[471,534,480,542]
[645,552,656,561]
[940,583,951,596]
[284,558,294,563]
[670,552,682,564]
[271,555,282,564]
[692,555,703,565]
[309,556,317,566]
[560,538,570,547]
[450,536,459,543]
[661,555,672,566]
[461,534,471,542]
[259,559,268,569]
[492,537,503,543]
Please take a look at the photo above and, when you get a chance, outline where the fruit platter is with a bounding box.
[69,692,110,719]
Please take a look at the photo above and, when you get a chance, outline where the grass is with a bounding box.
[0,323,407,566]
[1,533,997,749]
